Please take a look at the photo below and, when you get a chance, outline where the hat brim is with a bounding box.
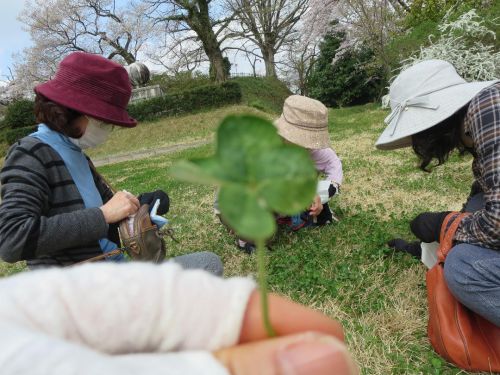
[35,80,137,128]
[274,115,331,149]
[375,80,499,150]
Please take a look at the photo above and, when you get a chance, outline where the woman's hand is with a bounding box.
[309,195,323,217]
[214,291,356,375]
[99,190,140,223]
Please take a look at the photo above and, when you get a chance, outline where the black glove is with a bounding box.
[328,184,337,198]
[410,211,450,243]
[138,190,170,215]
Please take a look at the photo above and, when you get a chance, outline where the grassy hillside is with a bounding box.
[0,76,290,158]
[231,76,291,114]
[86,105,272,159]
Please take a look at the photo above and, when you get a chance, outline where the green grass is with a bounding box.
[0,103,485,374]
[85,105,273,159]
[231,76,291,114]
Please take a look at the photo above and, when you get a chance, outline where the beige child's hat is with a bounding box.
[274,95,330,149]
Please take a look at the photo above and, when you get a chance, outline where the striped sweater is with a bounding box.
[0,136,120,268]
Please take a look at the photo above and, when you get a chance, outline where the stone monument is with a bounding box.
[125,62,163,103]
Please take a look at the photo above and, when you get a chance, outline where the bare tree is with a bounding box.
[145,32,208,74]
[145,0,236,82]
[280,40,318,95]
[227,0,308,78]
[19,0,156,65]
[243,46,263,77]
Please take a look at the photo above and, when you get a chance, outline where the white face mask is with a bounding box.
[70,117,114,149]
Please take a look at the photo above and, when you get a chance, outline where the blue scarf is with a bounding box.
[31,124,124,261]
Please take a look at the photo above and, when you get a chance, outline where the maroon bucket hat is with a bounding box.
[35,52,137,127]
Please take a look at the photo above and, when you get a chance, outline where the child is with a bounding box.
[274,95,343,229]
[217,95,343,254]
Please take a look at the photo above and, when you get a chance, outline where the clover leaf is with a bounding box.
[170,115,317,241]
[170,114,317,336]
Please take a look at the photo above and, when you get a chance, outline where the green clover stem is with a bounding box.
[256,238,276,337]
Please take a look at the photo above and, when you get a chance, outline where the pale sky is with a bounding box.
[0,1,31,81]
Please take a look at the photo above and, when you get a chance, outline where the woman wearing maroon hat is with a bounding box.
[0,52,222,274]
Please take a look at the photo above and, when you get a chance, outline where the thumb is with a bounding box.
[213,332,358,375]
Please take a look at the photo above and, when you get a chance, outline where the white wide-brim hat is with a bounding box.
[375,60,498,150]
[274,95,330,149]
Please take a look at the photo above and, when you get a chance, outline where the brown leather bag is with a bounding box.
[426,212,500,372]
[118,204,166,263]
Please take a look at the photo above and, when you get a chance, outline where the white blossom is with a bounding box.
[401,9,500,81]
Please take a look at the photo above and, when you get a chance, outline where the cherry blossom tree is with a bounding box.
[6,0,158,98]
[19,0,156,64]
[303,0,408,81]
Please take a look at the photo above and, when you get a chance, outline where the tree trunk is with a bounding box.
[208,51,227,83]
[190,1,227,83]
[121,51,136,65]
[262,47,277,78]
[108,49,136,64]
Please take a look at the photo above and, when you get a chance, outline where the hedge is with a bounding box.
[1,125,37,144]
[0,81,243,145]
[127,81,242,122]
[3,99,36,129]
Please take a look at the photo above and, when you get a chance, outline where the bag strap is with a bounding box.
[71,248,127,266]
[87,158,117,194]
[437,212,470,262]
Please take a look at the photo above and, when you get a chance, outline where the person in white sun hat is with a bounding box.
[378,59,500,327]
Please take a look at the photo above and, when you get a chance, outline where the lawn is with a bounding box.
[85,105,273,159]
[0,103,482,374]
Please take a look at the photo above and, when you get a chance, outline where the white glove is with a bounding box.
[0,263,255,375]
[150,198,169,228]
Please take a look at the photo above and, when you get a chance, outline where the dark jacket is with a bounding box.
[0,136,119,268]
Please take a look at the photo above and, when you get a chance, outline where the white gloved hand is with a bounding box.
[0,263,255,375]
[150,198,168,228]
[0,264,353,375]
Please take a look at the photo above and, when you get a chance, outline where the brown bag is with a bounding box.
[118,204,166,263]
[426,212,500,372]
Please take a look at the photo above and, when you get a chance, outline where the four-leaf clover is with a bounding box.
[170,115,317,241]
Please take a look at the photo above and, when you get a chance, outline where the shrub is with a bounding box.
[2,125,37,144]
[308,31,385,107]
[149,71,212,94]
[386,19,441,74]
[405,0,483,27]
[401,9,500,81]
[3,99,36,129]
[127,81,242,122]
[389,3,500,81]
[232,77,291,114]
